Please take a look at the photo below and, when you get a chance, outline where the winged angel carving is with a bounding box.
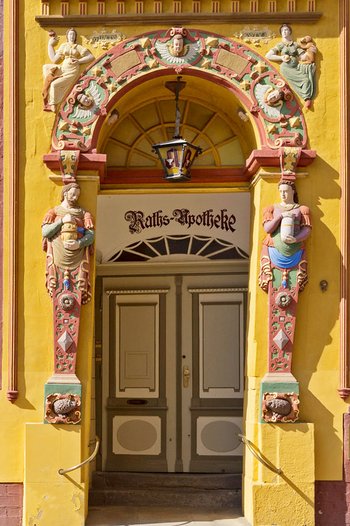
[254,84,284,119]
[155,34,201,65]
[71,82,102,120]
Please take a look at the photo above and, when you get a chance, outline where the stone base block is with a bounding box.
[24,423,86,526]
[244,422,315,526]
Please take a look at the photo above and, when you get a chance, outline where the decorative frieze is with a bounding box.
[35,0,322,23]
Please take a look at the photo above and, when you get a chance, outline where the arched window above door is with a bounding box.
[103,96,246,171]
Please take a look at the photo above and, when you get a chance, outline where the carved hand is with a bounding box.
[48,36,59,46]
[62,213,75,224]
[284,235,297,244]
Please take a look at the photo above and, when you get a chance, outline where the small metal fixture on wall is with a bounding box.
[152,76,202,181]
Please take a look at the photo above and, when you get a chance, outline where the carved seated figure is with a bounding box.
[42,28,94,113]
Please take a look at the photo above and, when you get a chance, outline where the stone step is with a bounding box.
[89,472,242,508]
[92,471,241,490]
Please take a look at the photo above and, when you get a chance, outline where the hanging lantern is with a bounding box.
[152,77,202,181]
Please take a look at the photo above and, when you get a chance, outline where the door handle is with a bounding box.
[183,365,190,388]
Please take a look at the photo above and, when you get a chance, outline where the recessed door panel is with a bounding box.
[116,295,159,397]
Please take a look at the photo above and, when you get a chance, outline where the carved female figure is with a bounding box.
[265,24,316,108]
[42,28,94,112]
[259,181,311,292]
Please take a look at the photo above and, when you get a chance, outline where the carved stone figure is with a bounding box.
[42,183,94,379]
[259,180,311,422]
[42,28,94,112]
[259,180,311,295]
[265,24,317,108]
[42,182,94,304]
[155,27,201,65]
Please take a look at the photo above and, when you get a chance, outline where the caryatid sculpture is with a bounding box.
[259,180,311,422]
[42,183,94,380]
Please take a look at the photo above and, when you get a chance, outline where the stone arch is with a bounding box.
[46,28,316,179]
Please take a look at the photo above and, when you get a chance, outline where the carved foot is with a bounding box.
[43,104,57,113]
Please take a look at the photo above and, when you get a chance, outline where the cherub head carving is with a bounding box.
[77,93,93,108]
[171,34,184,57]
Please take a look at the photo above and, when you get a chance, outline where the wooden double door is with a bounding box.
[99,263,247,473]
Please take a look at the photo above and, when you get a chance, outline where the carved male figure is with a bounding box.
[42,183,94,304]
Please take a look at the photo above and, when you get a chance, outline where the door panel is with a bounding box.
[198,292,244,398]
[182,278,245,473]
[116,295,159,397]
[104,281,171,472]
[101,267,246,473]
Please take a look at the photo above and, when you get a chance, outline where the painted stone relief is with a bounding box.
[259,179,311,423]
[46,27,310,155]
[262,393,299,423]
[265,24,317,109]
[42,183,94,381]
[45,393,81,424]
[42,28,94,112]
[155,27,201,64]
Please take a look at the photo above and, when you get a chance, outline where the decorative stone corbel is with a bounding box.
[279,146,302,180]
[59,149,80,182]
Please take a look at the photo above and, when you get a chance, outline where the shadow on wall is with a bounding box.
[292,155,344,479]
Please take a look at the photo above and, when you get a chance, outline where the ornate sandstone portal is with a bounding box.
[41,27,315,429]
[43,26,316,178]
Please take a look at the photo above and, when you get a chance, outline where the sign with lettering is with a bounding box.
[96,193,250,262]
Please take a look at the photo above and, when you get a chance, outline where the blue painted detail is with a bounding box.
[268,247,303,269]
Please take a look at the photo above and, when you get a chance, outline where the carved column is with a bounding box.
[43,177,96,425]
[259,155,311,423]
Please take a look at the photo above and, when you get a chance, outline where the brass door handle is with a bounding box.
[183,365,190,388]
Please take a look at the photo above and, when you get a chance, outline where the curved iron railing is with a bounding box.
[58,436,100,476]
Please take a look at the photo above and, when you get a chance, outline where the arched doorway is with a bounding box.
[92,70,252,474]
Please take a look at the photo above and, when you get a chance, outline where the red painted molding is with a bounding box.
[244,148,316,178]
[43,152,106,180]
[7,0,19,402]
[44,148,316,186]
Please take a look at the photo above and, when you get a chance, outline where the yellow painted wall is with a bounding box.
[0,0,345,524]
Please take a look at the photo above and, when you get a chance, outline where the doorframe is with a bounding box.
[94,260,249,472]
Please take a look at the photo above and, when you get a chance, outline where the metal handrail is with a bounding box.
[238,434,283,475]
[58,436,100,476]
